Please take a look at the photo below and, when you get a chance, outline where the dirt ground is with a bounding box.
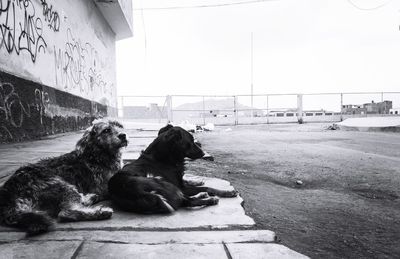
[189,123,400,259]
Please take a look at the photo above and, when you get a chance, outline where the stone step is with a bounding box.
[0,230,275,244]
[0,240,308,259]
[0,231,309,259]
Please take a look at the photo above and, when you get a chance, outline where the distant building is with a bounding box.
[123,103,167,119]
[266,109,337,117]
[341,105,367,115]
[341,100,392,115]
[364,100,392,114]
[267,109,297,117]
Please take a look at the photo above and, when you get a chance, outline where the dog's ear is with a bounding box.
[76,126,95,152]
[109,120,124,128]
[158,124,173,135]
[165,128,182,143]
[76,132,90,152]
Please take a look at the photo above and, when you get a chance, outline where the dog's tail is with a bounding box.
[0,189,53,235]
[5,211,54,235]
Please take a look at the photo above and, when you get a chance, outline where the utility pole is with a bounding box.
[251,32,254,118]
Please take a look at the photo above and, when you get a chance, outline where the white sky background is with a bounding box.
[116,0,400,110]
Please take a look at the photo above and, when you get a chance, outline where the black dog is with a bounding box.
[108,125,237,214]
[0,121,127,235]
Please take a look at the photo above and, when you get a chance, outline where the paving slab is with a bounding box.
[0,241,82,259]
[227,243,309,259]
[0,230,275,244]
[77,242,227,259]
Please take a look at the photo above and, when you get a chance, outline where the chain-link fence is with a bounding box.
[117,92,400,125]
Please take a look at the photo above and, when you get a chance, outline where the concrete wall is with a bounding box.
[0,0,126,142]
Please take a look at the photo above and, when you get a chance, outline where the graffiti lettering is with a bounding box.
[34,88,49,124]
[54,28,113,98]
[40,0,60,32]
[0,0,48,62]
[0,79,31,128]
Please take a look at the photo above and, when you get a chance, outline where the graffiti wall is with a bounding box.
[0,0,119,142]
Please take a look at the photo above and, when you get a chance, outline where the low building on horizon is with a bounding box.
[341,100,392,115]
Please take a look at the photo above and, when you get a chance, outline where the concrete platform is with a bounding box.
[337,117,400,132]
[0,230,276,244]
[0,175,254,234]
[0,237,307,259]
[0,122,309,258]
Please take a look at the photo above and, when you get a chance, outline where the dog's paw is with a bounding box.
[98,207,113,219]
[208,197,219,205]
[220,190,239,198]
[192,192,209,199]
[24,212,54,235]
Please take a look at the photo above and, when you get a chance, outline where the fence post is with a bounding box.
[266,95,269,124]
[297,94,303,124]
[166,95,173,123]
[234,96,238,125]
[340,93,343,121]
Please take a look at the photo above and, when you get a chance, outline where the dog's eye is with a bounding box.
[103,128,111,134]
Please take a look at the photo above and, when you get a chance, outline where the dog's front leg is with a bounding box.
[183,178,204,186]
[80,193,99,206]
[183,186,238,198]
[80,192,110,206]
[58,203,113,222]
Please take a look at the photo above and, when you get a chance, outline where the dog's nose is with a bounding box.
[118,133,127,140]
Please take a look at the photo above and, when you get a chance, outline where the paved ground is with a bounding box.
[191,123,400,259]
[0,123,308,258]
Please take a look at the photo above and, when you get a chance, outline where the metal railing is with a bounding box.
[117,92,400,125]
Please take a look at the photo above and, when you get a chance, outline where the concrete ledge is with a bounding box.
[0,230,276,244]
[227,243,309,259]
[337,117,400,132]
[338,125,400,132]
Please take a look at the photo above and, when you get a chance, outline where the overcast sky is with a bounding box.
[116,0,400,99]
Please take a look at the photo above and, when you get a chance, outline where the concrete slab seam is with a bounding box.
[70,240,85,259]
[222,241,233,259]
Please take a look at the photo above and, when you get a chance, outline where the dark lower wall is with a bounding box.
[0,71,110,143]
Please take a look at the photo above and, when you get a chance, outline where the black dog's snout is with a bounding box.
[118,133,127,140]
